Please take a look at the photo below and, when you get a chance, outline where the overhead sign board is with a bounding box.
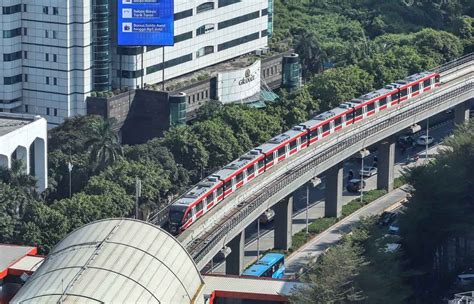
[117,0,174,46]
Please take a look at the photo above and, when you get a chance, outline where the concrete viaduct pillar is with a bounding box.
[225,230,245,275]
[325,163,343,218]
[274,196,293,251]
[377,139,396,192]
[454,101,470,125]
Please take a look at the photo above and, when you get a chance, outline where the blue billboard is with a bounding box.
[118,0,174,46]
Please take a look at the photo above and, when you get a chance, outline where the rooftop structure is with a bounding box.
[0,113,47,192]
[11,219,205,304]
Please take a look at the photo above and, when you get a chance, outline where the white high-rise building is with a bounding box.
[0,0,271,126]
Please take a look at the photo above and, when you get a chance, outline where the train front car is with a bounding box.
[168,176,222,235]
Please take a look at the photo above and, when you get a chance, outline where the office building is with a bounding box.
[0,0,272,125]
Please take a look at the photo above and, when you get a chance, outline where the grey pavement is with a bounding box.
[284,188,409,278]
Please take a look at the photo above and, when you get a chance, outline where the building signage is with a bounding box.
[117,0,174,46]
[217,60,261,104]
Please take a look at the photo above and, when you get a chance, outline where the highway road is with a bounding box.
[205,113,456,274]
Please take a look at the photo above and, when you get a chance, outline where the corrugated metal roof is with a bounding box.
[11,219,205,304]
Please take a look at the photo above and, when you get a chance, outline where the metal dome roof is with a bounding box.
[11,219,204,304]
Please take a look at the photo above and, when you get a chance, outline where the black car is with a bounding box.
[346,179,366,192]
[397,135,414,149]
[378,211,397,226]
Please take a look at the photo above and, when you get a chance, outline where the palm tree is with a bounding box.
[294,29,328,79]
[85,118,123,172]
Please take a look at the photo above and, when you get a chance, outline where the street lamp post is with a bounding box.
[68,162,73,198]
[425,118,430,160]
[135,177,142,219]
[257,219,260,261]
[359,149,370,204]
[305,182,309,234]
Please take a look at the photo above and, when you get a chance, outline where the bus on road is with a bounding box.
[242,253,285,279]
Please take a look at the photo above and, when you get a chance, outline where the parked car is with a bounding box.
[346,179,366,193]
[259,209,275,225]
[388,221,400,235]
[378,211,397,226]
[397,135,414,148]
[359,166,378,177]
[416,135,434,146]
[457,269,474,286]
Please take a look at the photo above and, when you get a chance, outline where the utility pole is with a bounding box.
[257,219,260,261]
[305,182,309,234]
[425,118,430,160]
[135,177,142,219]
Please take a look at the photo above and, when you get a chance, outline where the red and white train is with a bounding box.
[168,71,441,234]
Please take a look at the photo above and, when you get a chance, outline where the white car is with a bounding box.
[359,166,378,177]
[416,135,434,146]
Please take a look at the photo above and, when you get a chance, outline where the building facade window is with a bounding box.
[196,46,214,58]
[218,0,241,7]
[174,31,193,43]
[46,77,50,84]
[218,32,260,51]
[196,24,215,36]
[53,7,59,15]
[3,51,22,62]
[196,2,214,14]
[43,6,48,14]
[4,74,22,85]
[218,11,260,30]
[174,9,192,21]
[2,4,22,14]
[3,28,22,38]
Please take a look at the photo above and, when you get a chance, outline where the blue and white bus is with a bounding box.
[242,253,285,279]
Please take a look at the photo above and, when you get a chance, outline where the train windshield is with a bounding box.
[169,205,187,224]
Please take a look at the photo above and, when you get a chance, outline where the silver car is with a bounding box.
[359,166,378,177]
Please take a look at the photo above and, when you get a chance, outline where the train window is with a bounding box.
[206,193,213,204]
[247,165,255,175]
[266,153,274,163]
[334,117,342,126]
[217,186,223,196]
[278,146,286,157]
[322,123,330,132]
[435,75,440,83]
[400,89,407,97]
[346,111,354,121]
[355,108,363,117]
[309,129,318,138]
[224,180,232,189]
[423,79,431,88]
[379,97,387,106]
[301,135,307,143]
[196,201,203,212]
[258,159,265,168]
[367,102,375,112]
[391,93,398,102]
[236,172,243,183]
[289,140,297,150]
[412,83,420,92]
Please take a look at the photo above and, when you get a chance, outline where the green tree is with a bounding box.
[19,201,69,253]
[308,65,374,110]
[294,28,328,79]
[163,125,209,181]
[291,241,367,303]
[86,118,123,172]
[399,122,474,301]
[0,182,38,244]
[191,119,243,170]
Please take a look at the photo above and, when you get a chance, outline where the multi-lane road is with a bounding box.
[206,113,457,274]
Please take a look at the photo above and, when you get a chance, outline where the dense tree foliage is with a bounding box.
[291,218,411,303]
[399,122,474,301]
